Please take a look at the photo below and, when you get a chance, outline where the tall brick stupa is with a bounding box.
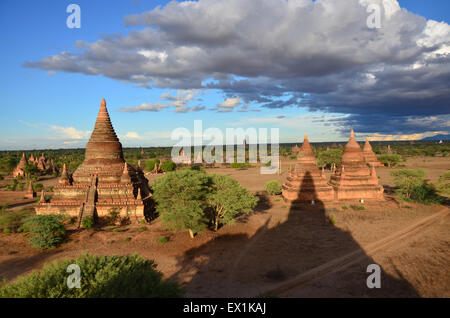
[363,138,383,167]
[36,98,151,224]
[329,130,384,200]
[282,133,334,202]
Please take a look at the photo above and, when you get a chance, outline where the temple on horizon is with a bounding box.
[35,98,151,224]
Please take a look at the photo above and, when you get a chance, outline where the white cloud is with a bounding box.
[49,125,91,139]
[122,132,141,139]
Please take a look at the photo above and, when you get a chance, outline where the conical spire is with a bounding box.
[18,153,27,168]
[84,98,124,162]
[89,98,120,143]
[363,138,373,152]
[39,190,45,203]
[27,180,33,193]
[121,163,131,183]
[137,187,142,200]
[342,129,365,164]
[297,132,316,164]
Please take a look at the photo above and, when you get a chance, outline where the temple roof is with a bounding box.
[363,138,373,152]
[297,133,317,164]
[84,98,124,163]
[342,129,365,165]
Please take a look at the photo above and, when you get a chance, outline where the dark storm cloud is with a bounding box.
[24,0,450,135]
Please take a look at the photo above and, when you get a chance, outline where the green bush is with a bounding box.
[436,170,450,196]
[160,160,177,172]
[157,236,169,244]
[82,217,94,229]
[145,159,160,171]
[390,169,442,204]
[33,183,44,192]
[350,205,365,211]
[229,162,251,169]
[23,214,67,249]
[264,180,282,195]
[0,254,183,298]
[0,208,33,233]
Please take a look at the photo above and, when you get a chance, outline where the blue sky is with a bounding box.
[0,0,449,149]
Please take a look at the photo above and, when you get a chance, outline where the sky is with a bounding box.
[0,0,449,150]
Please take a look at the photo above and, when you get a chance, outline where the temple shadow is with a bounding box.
[168,171,419,297]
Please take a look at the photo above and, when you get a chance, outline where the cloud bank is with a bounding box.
[24,0,450,135]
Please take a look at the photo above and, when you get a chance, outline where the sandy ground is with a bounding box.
[0,156,448,297]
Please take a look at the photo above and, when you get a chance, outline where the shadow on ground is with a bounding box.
[169,172,419,297]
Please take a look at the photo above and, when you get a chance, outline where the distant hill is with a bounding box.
[421,134,450,141]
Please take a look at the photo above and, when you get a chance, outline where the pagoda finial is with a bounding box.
[39,190,45,203]
[350,129,355,138]
[137,188,142,200]
[304,132,308,140]
[101,98,106,107]
[123,162,128,174]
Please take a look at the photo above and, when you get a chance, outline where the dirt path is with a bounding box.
[262,207,449,297]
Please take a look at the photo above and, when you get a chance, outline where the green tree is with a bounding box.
[378,154,403,167]
[152,169,209,238]
[0,254,183,298]
[390,169,441,204]
[316,149,343,168]
[206,174,258,231]
[390,169,426,199]
[24,162,40,179]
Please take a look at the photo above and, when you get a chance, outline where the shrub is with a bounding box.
[0,254,183,297]
[328,215,336,225]
[229,162,251,169]
[0,208,33,233]
[160,160,177,172]
[157,236,169,244]
[33,183,44,192]
[3,228,11,234]
[341,205,348,210]
[436,170,450,196]
[350,205,365,211]
[264,180,282,195]
[23,215,67,249]
[145,159,160,171]
[81,217,94,229]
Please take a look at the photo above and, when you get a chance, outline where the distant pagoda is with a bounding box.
[363,138,383,167]
[329,130,384,200]
[36,98,151,224]
[12,153,27,178]
[282,133,334,202]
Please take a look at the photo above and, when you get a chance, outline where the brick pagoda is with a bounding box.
[282,133,334,202]
[36,98,151,224]
[363,138,383,167]
[329,130,384,200]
